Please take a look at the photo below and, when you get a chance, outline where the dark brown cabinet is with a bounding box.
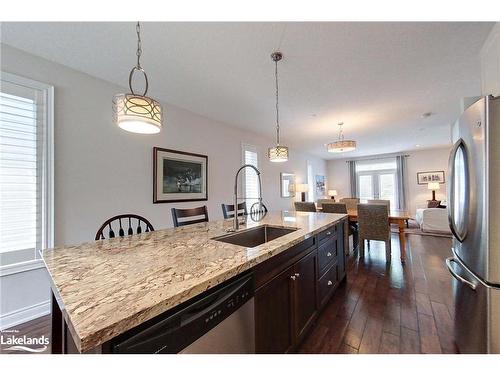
[293,250,317,342]
[254,265,295,353]
[254,219,347,353]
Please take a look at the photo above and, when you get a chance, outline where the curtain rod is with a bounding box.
[343,153,410,163]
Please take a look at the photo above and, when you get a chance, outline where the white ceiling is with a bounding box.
[0,22,493,159]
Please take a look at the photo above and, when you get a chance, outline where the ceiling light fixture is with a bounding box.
[113,22,163,134]
[327,122,357,153]
[268,51,289,162]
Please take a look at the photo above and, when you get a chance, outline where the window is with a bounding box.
[356,158,398,208]
[242,144,259,210]
[0,72,53,271]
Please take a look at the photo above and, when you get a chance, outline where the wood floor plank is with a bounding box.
[415,292,433,316]
[418,313,442,354]
[338,344,358,354]
[400,327,420,354]
[400,300,418,331]
[431,301,457,353]
[379,332,400,354]
[358,317,383,354]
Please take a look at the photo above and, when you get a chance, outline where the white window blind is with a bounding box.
[242,144,259,210]
[0,72,53,270]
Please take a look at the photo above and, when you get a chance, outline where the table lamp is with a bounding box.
[328,190,338,201]
[295,184,309,202]
[427,182,440,201]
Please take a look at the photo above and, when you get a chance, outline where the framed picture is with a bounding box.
[153,147,208,203]
[280,172,296,198]
[417,170,445,185]
[315,175,326,197]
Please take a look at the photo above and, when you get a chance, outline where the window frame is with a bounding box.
[241,143,259,209]
[0,71,54,276]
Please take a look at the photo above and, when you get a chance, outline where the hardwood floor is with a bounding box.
[299,233,458,354]
[5,233,456,355]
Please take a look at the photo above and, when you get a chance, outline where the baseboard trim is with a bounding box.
[0,300,50,330]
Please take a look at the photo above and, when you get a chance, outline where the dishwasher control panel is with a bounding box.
[110,272,254,354]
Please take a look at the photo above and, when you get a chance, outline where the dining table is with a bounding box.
[346,209,411,263]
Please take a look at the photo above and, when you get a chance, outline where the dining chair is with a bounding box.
[95,214,154,240]
[294,202,317,212]
[340,197,360,211]
[367,199,391,211]
[221,202,248,219]
[321,202,347,214]
[171,206,209,227]
[357,203,391,262]
[316,199,334,209]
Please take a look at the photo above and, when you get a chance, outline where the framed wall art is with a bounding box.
[153,147,208,203]
[417,170,445,185]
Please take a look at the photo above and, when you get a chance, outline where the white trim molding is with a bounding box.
[0,300,50,330]
[0,259,46,277]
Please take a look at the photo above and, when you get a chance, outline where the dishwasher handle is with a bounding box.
[445,257,477,291]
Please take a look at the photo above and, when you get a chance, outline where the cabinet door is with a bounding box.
[293,250,317,342]
[337,222,346,280]
[254,265,294,353]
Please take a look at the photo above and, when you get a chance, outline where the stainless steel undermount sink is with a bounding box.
[212,225,298,248]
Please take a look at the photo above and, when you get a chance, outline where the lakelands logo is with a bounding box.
[0,330,49,353]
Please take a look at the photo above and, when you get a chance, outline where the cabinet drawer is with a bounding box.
[318,238,337,273]
[318,263,338,308]
[318,225,336,244]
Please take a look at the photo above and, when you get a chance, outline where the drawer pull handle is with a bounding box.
[294,273,300,277]
[327,252,332,257]
[326,231,331,235]
[327,280,333,286]
[290,275,296,281]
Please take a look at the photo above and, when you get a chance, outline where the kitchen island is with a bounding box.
[42,211,348,353]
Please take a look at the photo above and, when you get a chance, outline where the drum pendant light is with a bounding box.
[113,22,163,134]
[268,52,289,162]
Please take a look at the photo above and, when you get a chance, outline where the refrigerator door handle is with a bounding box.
[447,138,469,242]
[446,257,477,290]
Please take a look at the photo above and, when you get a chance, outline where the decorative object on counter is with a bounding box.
[95,214,154,240]
[327,122,357,153]
[268,51,289,162]
[315,175,326,197]
[294,202,316,212]
[171,206,209,227]
[295,183,309,202]
[417,170,445,185]
[153,147,208,203]
[327,189,337,200]
[427,181,440,201]
[113,22,163,134]
[221,202,247,219]
[280,172,295,198]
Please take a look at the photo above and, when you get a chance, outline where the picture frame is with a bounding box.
[315,174,326,197]
[153,147,208,203]
[417,170,445,185]
[280,172,296,198]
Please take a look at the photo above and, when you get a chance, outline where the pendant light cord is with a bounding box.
[275,57,280,146]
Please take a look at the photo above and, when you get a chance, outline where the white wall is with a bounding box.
[326,147,451,217]
[0,44,326,328]
[481,22,500,97]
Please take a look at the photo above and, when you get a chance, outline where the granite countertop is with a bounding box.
[42,211,346,352]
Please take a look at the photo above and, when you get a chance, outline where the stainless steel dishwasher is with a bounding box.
[109,272,255,354]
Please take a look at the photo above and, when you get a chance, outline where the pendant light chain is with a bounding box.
[338,122,344,142]
[136,22,142,69]
[275,57,280,146]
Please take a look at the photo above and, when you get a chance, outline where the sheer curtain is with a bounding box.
[396,155,408,210]
[348,160,357,198]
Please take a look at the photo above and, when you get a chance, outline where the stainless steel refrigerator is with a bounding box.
[446,95,500,354]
